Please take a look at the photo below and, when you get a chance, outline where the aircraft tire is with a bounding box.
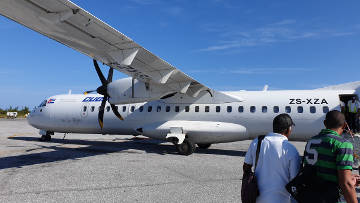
[176,139,196,156]
[197,144,211,149]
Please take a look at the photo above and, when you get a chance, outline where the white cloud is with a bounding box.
[163,6,183,16]
[331,32,355,37]
[197,20,358,52]
[269,19,297,26]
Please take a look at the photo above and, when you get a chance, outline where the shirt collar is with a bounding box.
[320,129,340,137]
[267,132,288,140]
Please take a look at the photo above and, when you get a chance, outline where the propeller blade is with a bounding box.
[111,104,124,120]
[98,97,107,129]
[107,68,113,83]
[83,90,96,95]
[93,59,107,85]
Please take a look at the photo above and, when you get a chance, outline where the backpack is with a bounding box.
[286,156,340,203]
[241,135,265,203]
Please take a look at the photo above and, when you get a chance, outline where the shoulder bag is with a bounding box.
[241,135,265,203]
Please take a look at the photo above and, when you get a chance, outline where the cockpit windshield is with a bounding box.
[38,100,47,107]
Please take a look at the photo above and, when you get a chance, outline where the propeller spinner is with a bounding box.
[85,60,124,129]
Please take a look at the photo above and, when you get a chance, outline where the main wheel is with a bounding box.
[176,139,196,155]
[197,144,211,149]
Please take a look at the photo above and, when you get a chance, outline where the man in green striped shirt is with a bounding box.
[304,110,357,203]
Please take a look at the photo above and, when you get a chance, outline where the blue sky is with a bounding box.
[0,0,360,109]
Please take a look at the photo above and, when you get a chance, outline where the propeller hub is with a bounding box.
[96,85,108,96]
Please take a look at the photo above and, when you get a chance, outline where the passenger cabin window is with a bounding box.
[91,106,95,112]
[285,106,291,113]
[122,106,126,112]
[297,106,303,113]
[83,106,87,112]
[310,106,316,114]
[106,106,110,112]
[250,106,256,113]
[323,106,329,113]
[175,106,180,112]
[273,106,279,113]
[238,106,244,113]
[216,106,221,113]
[195,106,199,112]
[262,106,267,113]
[185,106,190,112]
[157,106,161,112]
[139,106,144,112]
[227,106,232,113]
[148,106,152,112]
[205,106,210,112]
[131,106,135,112]
[166,106,170,112]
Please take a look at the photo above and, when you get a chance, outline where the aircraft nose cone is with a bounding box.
[27,111,35,125]
[27,109,41,128]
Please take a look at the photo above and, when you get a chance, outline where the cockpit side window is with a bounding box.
[38,100,47,107]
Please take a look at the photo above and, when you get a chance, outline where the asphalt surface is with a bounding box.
[0,119,358,202]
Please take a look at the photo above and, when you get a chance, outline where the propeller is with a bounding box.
[85,59,124,129]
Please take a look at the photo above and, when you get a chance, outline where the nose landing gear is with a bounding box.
[39,130,53,142]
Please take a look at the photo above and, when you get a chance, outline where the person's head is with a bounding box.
[352,97,356,102]
[273,113,295,137]
[324,110,346,134]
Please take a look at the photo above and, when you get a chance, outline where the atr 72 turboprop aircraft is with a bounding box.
[1,0,359,155]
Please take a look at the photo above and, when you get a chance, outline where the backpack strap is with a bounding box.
[255,135,265,170]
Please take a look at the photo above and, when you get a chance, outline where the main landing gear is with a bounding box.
[176,139,196,156]
[39,130,53,142]
[174,141,212,155]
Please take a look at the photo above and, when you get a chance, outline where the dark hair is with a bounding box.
[324,110,345,129]
[273,113,295,133]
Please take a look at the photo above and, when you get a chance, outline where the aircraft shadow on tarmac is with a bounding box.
[1,137,246,170]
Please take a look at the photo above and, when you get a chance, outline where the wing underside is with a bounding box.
[0,0,210,97]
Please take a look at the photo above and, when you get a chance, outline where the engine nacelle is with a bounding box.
[107,77,172,104]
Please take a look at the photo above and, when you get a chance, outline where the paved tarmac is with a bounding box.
[0,119,358,202]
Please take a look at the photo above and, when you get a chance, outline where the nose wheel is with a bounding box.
[175,139,196,155]
[39,131,53,142]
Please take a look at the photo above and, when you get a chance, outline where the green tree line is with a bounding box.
[0,106,30,118]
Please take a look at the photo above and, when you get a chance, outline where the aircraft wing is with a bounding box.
[0,0,210,97]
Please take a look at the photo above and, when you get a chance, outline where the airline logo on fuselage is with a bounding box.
[82,97,103,102]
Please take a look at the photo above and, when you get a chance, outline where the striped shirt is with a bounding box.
[304,129,353,183]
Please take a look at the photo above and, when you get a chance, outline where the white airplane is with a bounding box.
[1,0,359,155]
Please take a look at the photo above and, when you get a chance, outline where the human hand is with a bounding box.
[352,174,360,187]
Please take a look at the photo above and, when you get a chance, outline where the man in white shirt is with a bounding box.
[243,114,300,203]
[347,97,360,133]
[340,100,346,113]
